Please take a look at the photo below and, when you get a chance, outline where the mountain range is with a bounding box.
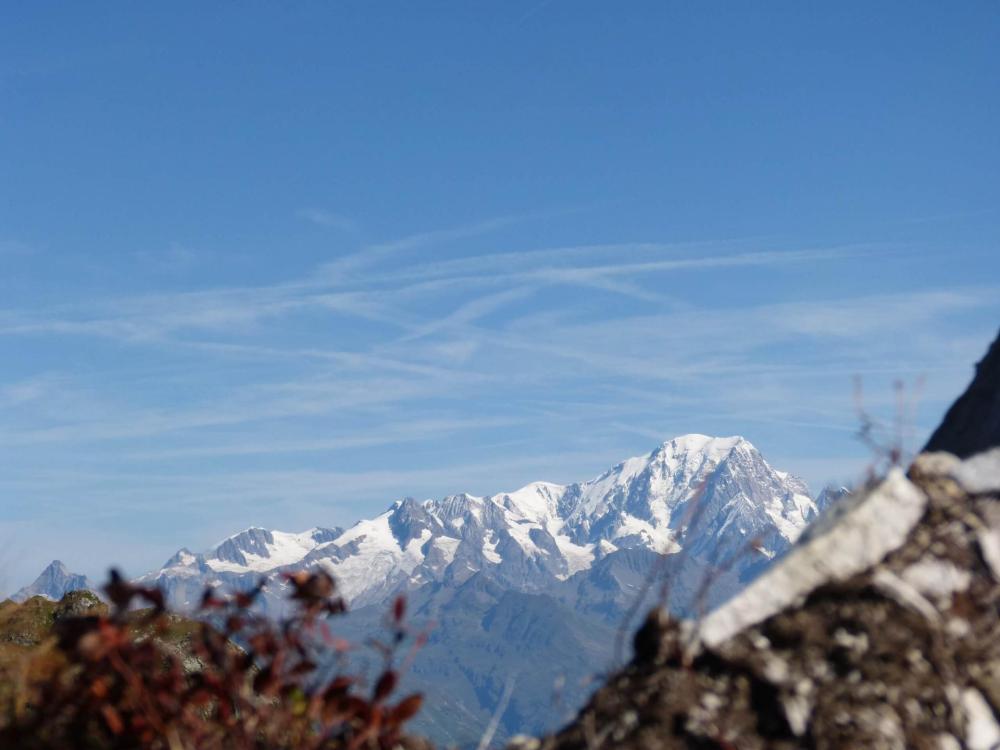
[11,434,841,745]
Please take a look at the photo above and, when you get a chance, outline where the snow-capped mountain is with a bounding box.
[12,560,94,603]
[137,526,343,612]
[138,435,818,613]
[14,434,830,745]
[816,484,851,512]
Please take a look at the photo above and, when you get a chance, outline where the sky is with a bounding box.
[1,2,998,594]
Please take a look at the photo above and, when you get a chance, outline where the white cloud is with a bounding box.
[1,209,996,586]
[296,208,360,233]
[133,242,201,272]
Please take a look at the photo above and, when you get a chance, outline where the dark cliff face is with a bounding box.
[309,526,346,545]
[387,498,438,546]
[925,328,1000,458]
[213,528,275,565]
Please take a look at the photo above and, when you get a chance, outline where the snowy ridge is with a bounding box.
[124,434,819,612]
[208,527,343,572]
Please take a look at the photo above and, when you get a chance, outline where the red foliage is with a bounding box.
[0,570,426,749]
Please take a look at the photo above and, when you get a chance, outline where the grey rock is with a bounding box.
[12,560,95,603]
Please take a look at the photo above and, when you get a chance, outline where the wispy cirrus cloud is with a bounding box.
[1,209,996,592]
[133,242,202,273]
[0,372,461,446]
[0,373,65,408]
[296,208,361,234]
[0,236,867,347]
[120,415,525,460]
[316,213,533,283]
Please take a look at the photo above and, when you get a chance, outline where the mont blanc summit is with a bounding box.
[136,435,819,613]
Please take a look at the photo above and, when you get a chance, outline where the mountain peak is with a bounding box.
[656,434,749,458]
[13,559,93,603]
[130,434,817,614]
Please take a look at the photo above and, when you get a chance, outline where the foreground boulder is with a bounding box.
[521,330,1000,750]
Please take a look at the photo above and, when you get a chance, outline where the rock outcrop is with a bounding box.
[520,330,1000,750]
[925,329,1000,458]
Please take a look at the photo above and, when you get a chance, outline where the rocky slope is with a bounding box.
[0,589,109,706]
[522,330,1000,750]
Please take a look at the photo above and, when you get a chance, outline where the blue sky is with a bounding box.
[1,2,998,593]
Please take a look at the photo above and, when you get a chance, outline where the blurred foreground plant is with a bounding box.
[0,570,425,750]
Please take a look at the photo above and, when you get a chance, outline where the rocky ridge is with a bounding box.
[132,435,819,618]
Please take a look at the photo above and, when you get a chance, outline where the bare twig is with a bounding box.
[854,375,925,480]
